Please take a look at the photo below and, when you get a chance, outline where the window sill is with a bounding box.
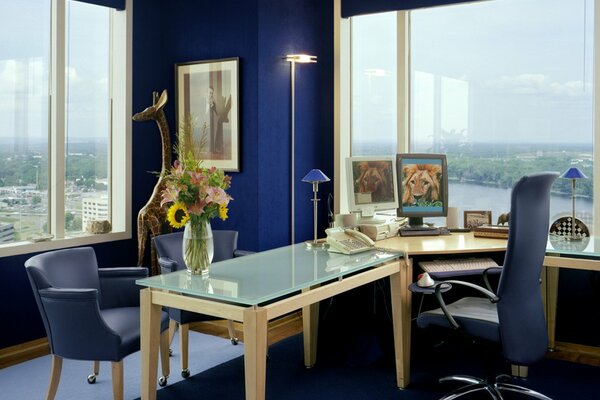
[0,231,132,258]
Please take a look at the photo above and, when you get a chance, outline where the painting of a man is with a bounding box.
[176,58,239,171]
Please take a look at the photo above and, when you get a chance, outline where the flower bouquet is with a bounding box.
[161,138,233,274]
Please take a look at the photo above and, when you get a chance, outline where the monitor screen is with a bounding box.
[396,153,448,226]
[346,156,399,219]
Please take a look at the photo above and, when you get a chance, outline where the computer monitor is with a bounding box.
[396,153,448,227]
[346,156,399,222]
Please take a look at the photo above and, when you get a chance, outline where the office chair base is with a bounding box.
[439,375,552,400]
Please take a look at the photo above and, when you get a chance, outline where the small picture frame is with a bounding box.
[464,210,492,229]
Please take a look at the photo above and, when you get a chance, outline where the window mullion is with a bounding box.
[397,11,410,153]
[50,0,66,238]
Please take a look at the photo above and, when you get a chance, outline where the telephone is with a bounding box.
[325,227,375,255]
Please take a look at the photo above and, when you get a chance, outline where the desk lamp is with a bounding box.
[560,167,588,241]
[302,169,330,248]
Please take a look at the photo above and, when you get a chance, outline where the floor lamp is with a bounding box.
[285,54,317,244]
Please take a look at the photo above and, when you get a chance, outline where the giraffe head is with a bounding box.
[132,89,168,121]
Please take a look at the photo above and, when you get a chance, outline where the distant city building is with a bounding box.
[0,222,15,243]
[82,196,109,228]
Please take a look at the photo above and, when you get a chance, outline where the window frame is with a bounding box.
[335,1,600,232]
[0,0,132,257]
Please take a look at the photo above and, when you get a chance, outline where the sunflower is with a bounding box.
[167,202,190,228]
[218,204,229,221]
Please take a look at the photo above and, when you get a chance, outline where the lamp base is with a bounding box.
[305,238,327,249]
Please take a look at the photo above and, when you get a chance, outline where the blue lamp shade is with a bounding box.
[302,169,330,183]
[560,167,588,180]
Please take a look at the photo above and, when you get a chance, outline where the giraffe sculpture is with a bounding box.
[133,89,172,275]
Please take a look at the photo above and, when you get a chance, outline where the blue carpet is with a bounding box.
[142,334,600,400]
[0,332,244,400]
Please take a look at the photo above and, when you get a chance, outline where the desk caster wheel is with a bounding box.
[230,337,239,345]
[158,376,168,387]
[169,348,173,356]
[181,368,190,378]
[87,374,96,384]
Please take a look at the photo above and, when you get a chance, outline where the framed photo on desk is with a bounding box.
[464,210,492,229]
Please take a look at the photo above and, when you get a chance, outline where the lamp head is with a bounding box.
[285,54,317,63]
[560,167,587,180]
[302,169,330,184]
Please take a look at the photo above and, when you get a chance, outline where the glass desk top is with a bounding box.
[547,234,600,259]
[137,244,402,306]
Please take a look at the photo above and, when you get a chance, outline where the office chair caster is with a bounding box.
[231,337,239,345]
[158,375,168,387]
[181,368,191,378]
[87,373,97,384]
[169,348,173,356]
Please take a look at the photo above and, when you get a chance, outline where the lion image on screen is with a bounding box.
[402,164,443,206]
[353,161,394,203]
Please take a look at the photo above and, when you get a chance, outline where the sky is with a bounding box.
[352,0,594,145]
[0,0,110,142]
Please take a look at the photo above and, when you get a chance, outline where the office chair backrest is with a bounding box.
[153,230,239,271]
[154,231,185,272]
[212,230,238,262]
[496,172,558,365]
[25,247,101,351]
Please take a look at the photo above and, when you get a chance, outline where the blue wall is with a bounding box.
[0,0,333,349]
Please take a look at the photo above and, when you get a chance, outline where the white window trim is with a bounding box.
[0,0,132,258]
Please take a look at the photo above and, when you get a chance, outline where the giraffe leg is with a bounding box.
[137,216,148,267]
[148,217,162,276]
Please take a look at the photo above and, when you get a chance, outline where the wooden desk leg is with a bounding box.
[390,258,412,389]
[243,307,268,400]
[545,266,560,350]
[302,287,319,368]
[140,288,161,400]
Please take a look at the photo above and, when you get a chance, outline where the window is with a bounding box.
[0,0,131,256]
[345,0,596,231]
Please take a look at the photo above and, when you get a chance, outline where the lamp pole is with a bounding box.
[285,54,316,245]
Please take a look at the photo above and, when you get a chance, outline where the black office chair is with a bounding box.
[417,172,558,399]
[153,230,251,378]
[25,247,171,400]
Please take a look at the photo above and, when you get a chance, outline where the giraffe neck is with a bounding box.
[155,110,172,173]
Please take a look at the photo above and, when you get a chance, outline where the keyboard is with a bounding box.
[419,257,499,274]
[399,227,441,237]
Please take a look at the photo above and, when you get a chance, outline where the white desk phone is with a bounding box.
[325,227,375,255]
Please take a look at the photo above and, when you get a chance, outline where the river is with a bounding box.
[445,182,593,229]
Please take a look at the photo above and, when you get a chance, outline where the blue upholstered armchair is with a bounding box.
[25,247,171,400]
[153,230,251,378]
[417,172,558,400]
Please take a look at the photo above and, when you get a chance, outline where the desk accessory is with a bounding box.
[302,169,330,248]
[473,224,509,239]
[556,167,588,241]
[416,272,435,287]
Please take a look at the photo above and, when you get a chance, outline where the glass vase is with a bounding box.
[182,219,214,275]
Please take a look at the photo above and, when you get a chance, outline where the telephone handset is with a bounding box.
[325,227,375,255]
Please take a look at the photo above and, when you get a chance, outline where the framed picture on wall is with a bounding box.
[464,210,492,229]
[175,57,240,172]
